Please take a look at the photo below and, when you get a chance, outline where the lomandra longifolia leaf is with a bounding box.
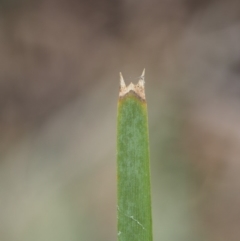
[117,70,152,241]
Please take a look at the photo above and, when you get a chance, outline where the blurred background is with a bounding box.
[1,0,240,240]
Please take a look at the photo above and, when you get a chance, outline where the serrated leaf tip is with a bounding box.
[119,72,126,88]
[138,68,145,87]
[119,70,146,100]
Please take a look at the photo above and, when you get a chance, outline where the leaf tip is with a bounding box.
[138,68,145,87]
[119,70,146,101]
[119,72,126,89]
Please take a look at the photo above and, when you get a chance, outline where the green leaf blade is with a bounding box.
[117,89,152,241]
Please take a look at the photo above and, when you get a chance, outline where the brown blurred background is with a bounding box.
[1,0,240,240]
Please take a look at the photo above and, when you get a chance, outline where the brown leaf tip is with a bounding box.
[119,69,146,100]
